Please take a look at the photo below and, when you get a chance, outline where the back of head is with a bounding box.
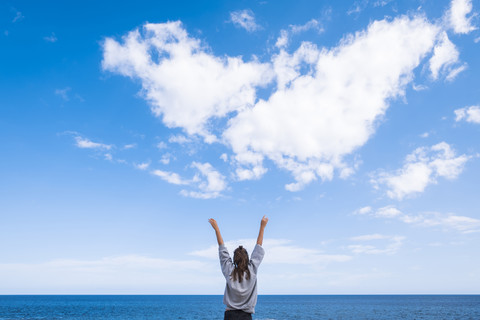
[232,245,251,283]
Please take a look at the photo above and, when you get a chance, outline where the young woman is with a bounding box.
[208,216,268,320]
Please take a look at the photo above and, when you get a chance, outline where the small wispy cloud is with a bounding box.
[134,162,150,170]
[12,10,24,23]
[74,136,112,150]
[412,84,428,91]
[44,32,57,43]
[151,162,227,199]
[160,153,172,165]
[191,238,351,264]
[151,169,190,185]
[275,19,324,48]
[168,135,191,144]
[229,9,260,32]
[55,87,71,101]
[156,141,167,149]
[454,106,480,123]
[355,205,480,234]
[180,162,227,199]
[123,143,136,150]
[348,234,405,255]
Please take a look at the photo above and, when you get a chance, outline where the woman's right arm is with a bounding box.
[209,218,224,246]
[209,218,232,278]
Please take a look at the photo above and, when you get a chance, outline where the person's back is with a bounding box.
[209,216,268,320]
[220,243,264,313]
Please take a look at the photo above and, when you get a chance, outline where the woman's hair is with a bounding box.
[231,246,251,283]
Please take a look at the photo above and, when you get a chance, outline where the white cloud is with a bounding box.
[446,0,477,34]
[446,63,467,81]
[229,9,260,32]
[350,233,387,241]
[191,238,351,264]
[275,30,289,48]
[420,132,430,138]
[181,162,227,199]
[276,19,324,49]
[454,106,480,123]
[168,135,191,144]
[226,15,441,191]
[354,206,373,215]
[103,11,471,193]
[156,141,167,149]
[412,83,428,91]
[12,10,24,23]
[134,162,150,170]
[55,87,71,101]
[102,21,272,143]
[347,1,368,15]
[75,136,112,150]
[348,234,405,255]
[375,205,403,218]
[372,142,469,199]
[358,206,480,234]
[429,32,460,80]
[151,169,190,185]
[420,214,480,233]
[365,206,479,232]
[160,153,172,164]
[0,255,210,294]
[44,32,57,43]
[151,162,227,198]
[123,143,136,149]
[104,153,113,161]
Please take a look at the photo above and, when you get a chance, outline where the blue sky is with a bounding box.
[1,0,480,294]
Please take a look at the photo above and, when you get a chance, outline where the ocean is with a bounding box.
[0,295,479,319]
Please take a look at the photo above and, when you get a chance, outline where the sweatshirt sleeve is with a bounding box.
[218,244,233,279]
[250,244,265,274]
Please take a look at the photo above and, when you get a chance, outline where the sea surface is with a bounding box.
[0,295,479,320]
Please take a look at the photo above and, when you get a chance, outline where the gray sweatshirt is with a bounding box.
[218,244,265,314]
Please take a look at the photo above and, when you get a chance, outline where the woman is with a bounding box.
[208,216,268,320]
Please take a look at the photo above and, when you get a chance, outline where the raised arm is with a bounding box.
[256,215,268,246]
[208,218,224,246]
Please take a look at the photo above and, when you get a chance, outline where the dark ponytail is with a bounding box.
[231,246,251,283]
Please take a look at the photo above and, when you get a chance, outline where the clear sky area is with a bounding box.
[1,0,479,294]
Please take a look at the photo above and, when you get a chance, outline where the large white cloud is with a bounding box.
[102,10,471,193]
[102,21,273,143]
[225,15,441,191]
[372,142,470,200]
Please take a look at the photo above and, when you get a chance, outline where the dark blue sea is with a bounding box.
[0,295,479,320]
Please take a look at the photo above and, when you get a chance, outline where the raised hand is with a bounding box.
[257,215,268,246]
[260,215,268,229]
[209,218,219,230]
[209,218,224,245]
